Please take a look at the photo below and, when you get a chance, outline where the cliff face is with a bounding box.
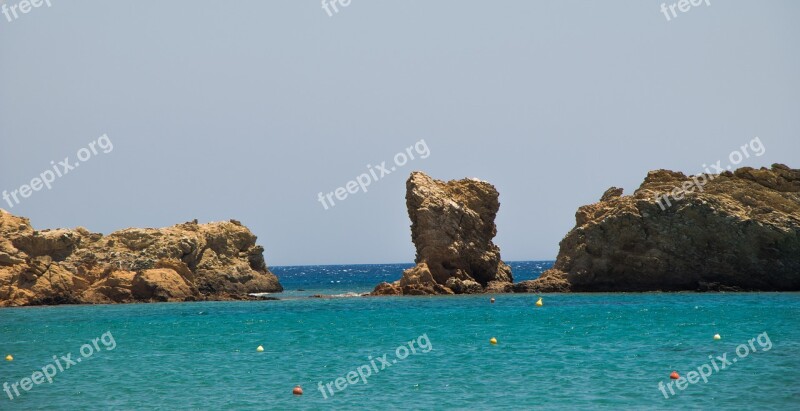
[0,212,282,307]
[372,172,512,295]
[521,164,800,292]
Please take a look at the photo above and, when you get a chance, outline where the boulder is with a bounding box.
[484,280,513,293]
[81,270,137,304]
[445,277,484,294]
[512,270,570,293]
[371,282,402,296]
[131,268,196,302]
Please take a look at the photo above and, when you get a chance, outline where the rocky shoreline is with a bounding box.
[373,164,800,295]
[0,211,282,307]
[3,164,798,307]
[523,163,800,292]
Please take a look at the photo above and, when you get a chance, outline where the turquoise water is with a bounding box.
[1,263,799,410]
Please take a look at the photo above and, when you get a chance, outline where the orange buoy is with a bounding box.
[293,385,303,396]
[490,298,495,303]
[669,371,680,380]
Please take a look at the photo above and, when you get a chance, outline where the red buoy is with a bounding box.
[293,386,303,396]
[669,371,680,380]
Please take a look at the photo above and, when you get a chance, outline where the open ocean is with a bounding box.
[1,261,798,410]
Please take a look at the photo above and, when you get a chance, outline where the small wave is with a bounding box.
[329,292,362,298]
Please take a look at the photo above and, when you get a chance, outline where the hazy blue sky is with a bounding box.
[1,1,798,265]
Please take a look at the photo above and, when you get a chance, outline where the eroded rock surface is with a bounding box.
[524,164,800,292]
[0,211,282,307]
[372,172,512,295]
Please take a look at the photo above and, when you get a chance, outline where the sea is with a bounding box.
[1,261,798,410]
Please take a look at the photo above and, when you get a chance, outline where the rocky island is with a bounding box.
[0,211,282,307]
[6,164,797,307]
[372,171,514,295]
[374,165,799,295]
[518,164,800,292]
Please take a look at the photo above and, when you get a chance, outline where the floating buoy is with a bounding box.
[535,297,543,307]
[670,371,680,380]
[713,334,721,341]
[490,337,497,345]
[4,355,12,361]
[293,385,303,396]
[256,345,264,352]
[490,298,495,304]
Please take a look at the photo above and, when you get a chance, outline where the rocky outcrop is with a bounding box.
[524,164,800,292]
[512,270,570,293]
[0,211,282,307]
[372,172,512,295]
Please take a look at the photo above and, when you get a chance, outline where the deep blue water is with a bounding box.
[272,261,553,297]
[1,262,799,410]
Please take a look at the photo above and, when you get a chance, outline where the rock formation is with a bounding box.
[372,172,512,295]
[520,164,800,292]
[0,211,282,307]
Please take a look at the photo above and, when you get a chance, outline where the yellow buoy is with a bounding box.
[490,337,497,345]
[713,334,721,341]
[256,345,264,352]
[535,297,543,307]
[5,355,12,361]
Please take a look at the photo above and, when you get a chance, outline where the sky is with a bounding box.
[1,1,798,266]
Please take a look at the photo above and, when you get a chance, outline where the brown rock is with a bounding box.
[372,172,513,295]
[398,262,436,288]
[12,229,85,261]
[131,269,196,302]
[445,277,483,294]
[600,187,624,202]
[371,282,402,295]
[512,270,570,293]
[0,251,24,266]
[532,164,800,292]
[0,256,72,306]
[484,280,513,293]
[433,283,455,295]
[0,209,283,307]
[81,270,137,303]
[154,259,195,282]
